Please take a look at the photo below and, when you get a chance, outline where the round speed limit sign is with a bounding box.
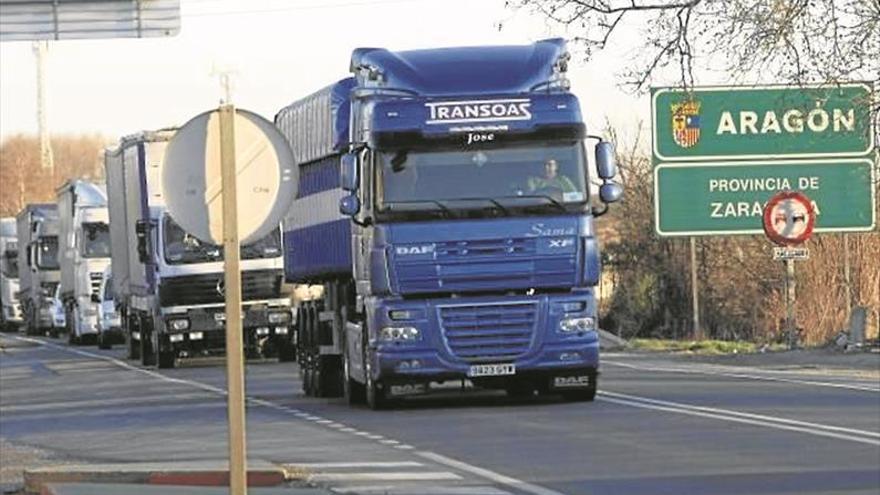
[762,191,816,246]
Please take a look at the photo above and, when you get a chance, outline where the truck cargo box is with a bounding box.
[276,79,355,282]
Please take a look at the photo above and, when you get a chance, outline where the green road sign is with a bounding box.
[654,159,876,236]
[652,84,874,162]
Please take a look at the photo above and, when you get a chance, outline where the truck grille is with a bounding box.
[439,301,537,363]
[90,272,103,299]
[158,270,282,306]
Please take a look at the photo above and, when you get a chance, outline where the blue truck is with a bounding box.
[275,38,622,408]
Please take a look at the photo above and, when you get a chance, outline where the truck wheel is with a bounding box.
[343,354,365,405]
[128,332,141,360]
[317,356,343,398]
[277,341,296,362]
[561,374,598,402]
[364,356,387,410]
[141,324,156,367]
[157,350,176,369]
[301,366,312,395]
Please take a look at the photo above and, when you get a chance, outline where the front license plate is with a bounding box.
[467,363,515,377]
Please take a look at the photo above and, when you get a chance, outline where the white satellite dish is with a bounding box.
[162,108,297,245]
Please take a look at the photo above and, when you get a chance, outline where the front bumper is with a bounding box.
[2,304,23,324]
[366,292,599,382]
[158,303,294,355]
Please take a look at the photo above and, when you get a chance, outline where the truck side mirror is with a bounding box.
[595,141,617,180]
[339,195,361,216]
[135,220,152,264]
[599,182,623,203]
[340,153,359,191]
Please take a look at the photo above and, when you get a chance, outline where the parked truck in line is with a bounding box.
[104,130,296,368]
[16,204,62,336]
[56,180,112,345]
[0,217,23,332]
[275,38,622,408]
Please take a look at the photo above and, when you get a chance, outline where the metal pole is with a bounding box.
[219,104,247,495]
[33,41,54,172]
[785,258,797,349]
[843,234,852,316]
[690,237,702,340]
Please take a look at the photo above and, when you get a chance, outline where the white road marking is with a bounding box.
[310,471,463,482]
[599,391,880,446]
[0,391,215,413]
[604,359,880,392]
[293,462,425,469]
[417,451,567,495]
[332,485,512,494]
[10,336,561,494]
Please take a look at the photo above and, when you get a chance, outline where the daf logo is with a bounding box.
[549,238,575,248]
[395,245,435,256]
[554,376,591,388]
[216,279,225,296]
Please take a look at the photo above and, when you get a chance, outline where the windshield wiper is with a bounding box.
[384,200,455,218]
[443,198,511,216]
[496,194,568,212]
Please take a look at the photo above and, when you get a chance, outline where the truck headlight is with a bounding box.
[168,318,190,331]
[379,326,420,342]
[268,311,290,324]
[559,316,595,333]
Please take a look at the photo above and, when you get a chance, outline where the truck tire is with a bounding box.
[343,353,365,405]
[97,332,112,350]
[140,321,156,367]
[315,356,343,398]
[277,341,296,362]
[364,353,387,410]
[157,350,175,369]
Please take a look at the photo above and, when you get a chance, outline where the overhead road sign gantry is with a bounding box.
[654,158,875,236]
[0,0,180,41]
[652,84,874,162]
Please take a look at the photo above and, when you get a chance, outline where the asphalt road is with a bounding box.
[1,333,878,495]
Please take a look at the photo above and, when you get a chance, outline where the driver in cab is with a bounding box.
[527,159,577,194]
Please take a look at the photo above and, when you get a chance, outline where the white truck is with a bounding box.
[16,204,61,336]
[0,217,23,332]
[56,180,112,345]
[104,130,296,368]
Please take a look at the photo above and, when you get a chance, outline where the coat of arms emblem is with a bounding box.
[671,100,701,148]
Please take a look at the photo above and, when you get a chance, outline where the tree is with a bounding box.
[0,134,109,217]
[509,0,880,95]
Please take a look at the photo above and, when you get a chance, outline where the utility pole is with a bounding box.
[33,41,54,173]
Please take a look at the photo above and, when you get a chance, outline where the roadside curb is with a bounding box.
[39,482,331,495]
[24,460,303,494]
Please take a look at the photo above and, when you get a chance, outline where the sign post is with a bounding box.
[219,104,247,495]
[162,106,297,495]
[762,191,816,349]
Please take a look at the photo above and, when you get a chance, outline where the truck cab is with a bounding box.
[16,205,61,336]
[57,180,111,345]
[0,217,23,332]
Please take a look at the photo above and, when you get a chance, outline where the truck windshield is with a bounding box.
[81,222,111,258]
[163,216,282,265]
[36,236,59,270]
[1,251,18,278]
[376,141,588,220]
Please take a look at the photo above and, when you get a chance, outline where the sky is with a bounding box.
[0,0,650,147]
